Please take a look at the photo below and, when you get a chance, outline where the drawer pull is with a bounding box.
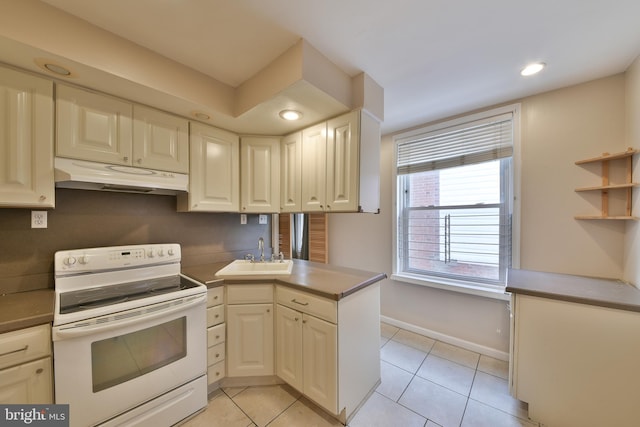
[291,299,309,306]
[215,353,220,358]
[0,345,28,357]
[215,335,220,339]
[215,314,219,318]
[36,368,44,374]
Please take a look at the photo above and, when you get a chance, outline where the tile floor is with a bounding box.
[182,322,539,427]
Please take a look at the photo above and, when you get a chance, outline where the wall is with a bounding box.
[0,189,270,294]
[624,54,640,286]
[329,74,628,357]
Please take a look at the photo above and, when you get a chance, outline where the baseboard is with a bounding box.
[380,315,509,361]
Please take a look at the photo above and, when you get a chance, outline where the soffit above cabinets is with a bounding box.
[0,2,383,135]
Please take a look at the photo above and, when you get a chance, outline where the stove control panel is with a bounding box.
[55,243,181,274]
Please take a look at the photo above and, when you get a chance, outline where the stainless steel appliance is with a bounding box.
[52,243,207,427]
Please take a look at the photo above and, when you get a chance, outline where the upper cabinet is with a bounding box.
[57,85,132,165]
[301,122,328,212]
[326,111,360,212]
[132,105,189,173]
[0,66,54,208]
[240,137,280,213]
[56,85,188,173]
[280,132,303,212]
[296,110,380,213]
[178,122,240,212]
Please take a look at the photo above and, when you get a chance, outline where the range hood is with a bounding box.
[54,157,188,195]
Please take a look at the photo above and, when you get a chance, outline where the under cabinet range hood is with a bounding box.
[54,157,188,195]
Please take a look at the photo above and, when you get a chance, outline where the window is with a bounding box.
[393,106,519,294]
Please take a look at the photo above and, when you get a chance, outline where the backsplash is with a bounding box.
[0,189,271,294]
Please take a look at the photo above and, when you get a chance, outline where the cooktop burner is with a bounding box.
[59,275,199,314]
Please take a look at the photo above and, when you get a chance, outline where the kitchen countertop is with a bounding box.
[0,289,55,334]
[0,260,385,335]
[182,259,386,301]
[506,268,640,313]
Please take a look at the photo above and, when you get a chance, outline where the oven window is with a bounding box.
[91,317,187,392]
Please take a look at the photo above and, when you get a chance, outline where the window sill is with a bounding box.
[390,272,511,301]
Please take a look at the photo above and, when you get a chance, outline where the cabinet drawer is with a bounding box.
[207,360,226,385]
[227,284,273,304]
[207,305,225,327]
[207,323,225,347]
[207,286,224,307]
[0,324,51,370]
[276,286,337,323]
[207,342,226,365]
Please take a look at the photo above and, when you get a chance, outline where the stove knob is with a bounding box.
[78,256,89,265]
[157,249,165,257]
[168,248,175,256]
[147,250,155,258]
[65,256,77,266]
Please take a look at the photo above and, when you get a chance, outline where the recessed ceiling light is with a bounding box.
[34,58,75,77]
[44,63,71,76]
[192,111,210,120]
[279,110,302,121]
[521,62,546,76]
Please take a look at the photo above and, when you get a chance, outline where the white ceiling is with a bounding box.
[39,0,640,134]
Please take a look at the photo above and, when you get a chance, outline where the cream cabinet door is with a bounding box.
[280,132,302,212]
[0,357,53,404]
[303,314,337,413]
[240,137,280,213]
[326,110,359,212]
[179,122,239,212]
[56,85,133,165]
[132,105,189,173]
[0,67,54,208]
[301,122,327,212]
[226,304,274,377]
[275,304,303,392]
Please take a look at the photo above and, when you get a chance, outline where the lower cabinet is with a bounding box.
[511,293,640,427]
[276,304,337,412]
[0,324,53,404]
[226,284,274,377]
[222,281,380,424]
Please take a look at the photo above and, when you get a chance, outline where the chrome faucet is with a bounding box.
[258,237,265,262]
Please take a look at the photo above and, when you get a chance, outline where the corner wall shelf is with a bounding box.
[574,147,638,220]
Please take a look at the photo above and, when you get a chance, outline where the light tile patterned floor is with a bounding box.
[182,322,539,427]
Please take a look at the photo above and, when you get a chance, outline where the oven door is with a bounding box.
[52,293,207,427]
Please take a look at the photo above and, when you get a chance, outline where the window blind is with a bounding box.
[396,112,513,175]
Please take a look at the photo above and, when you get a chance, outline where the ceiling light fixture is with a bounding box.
[35,58,74,77]
[44,63,72,76]
[520,62,546,76]
[279,110,302,121]
[192,111,210,120]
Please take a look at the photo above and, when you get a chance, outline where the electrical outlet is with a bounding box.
[240,214,247,225]
[258,214,268,225]
[31,211,47,228]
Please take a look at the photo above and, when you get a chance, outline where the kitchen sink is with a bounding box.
[215,259,294,276]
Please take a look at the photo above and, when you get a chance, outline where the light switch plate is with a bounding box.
[240,214,247,225]
[31,211,47,228]
[258,214,268,224]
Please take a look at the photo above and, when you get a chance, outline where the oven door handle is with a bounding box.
[53,294,206,340]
